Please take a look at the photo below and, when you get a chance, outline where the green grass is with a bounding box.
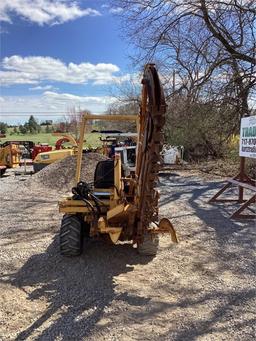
[84,133,102,148]
[1,133,58,145]
[0,132,102,148]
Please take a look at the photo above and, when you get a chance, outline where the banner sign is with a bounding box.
[239,116,256,159]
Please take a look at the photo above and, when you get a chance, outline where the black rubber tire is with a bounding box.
[137,233,159,256]
[0,168,6,177]
[60,214,83,256]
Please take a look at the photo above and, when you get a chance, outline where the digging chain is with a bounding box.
[135,64,166,243]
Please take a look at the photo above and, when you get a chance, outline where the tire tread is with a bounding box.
[60,214,82,256]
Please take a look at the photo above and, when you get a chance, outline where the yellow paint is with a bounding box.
[107,203,136,222]
[0,143,21,168]
[59,206,91,213]
[33,149,75,165]
[83,114,138,122]
[98,217,122,244]
[114,154,122,201]
[75,116,86,184]
[59,198,109,207]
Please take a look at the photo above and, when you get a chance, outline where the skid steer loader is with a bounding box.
[58,64,177,256]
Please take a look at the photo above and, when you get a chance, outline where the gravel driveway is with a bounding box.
[0,169,255,340]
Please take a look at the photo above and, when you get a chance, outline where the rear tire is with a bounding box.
[0,168,6,177]
[60,214,83,256]
[137,233,159,256]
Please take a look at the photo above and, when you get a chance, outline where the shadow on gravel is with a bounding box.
[147,287,256,341]
[160,173,256,274]
[159,173,255,231]
[157,173,256,339]
[3,237,153,340]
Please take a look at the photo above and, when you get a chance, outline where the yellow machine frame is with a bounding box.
[59,113,177,244]
[58,114,142,243]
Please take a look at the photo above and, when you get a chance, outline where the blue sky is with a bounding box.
[0,0,137,124]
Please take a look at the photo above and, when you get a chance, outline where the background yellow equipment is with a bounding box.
[0,142,21,176]
[33,133,78,172]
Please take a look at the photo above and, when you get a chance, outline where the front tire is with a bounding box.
[60,214,83,256]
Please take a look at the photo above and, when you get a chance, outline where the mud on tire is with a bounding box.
[137,233,159,256]
[60,214,83,256]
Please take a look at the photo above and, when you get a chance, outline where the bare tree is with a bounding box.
[115,0,255,116]
[113,0,255,157]
[64,107,91,139]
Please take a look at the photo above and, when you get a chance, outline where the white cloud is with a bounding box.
[109,7,123,14]
[1,55,124,86]
[0,70,38,85]
[0,92,117,123]
[29,85,57,91]
[42,91,115,106]
[0,0,101,26]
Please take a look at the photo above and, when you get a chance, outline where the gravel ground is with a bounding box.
[0,168,255,341]
[27,153,109,191]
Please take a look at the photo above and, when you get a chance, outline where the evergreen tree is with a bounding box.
[28,115,40,133]
[19,124,27,134]
[0,122,8,134]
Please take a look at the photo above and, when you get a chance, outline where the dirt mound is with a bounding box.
[27,153,109,191]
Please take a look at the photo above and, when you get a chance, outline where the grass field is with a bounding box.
[0,132,102,148]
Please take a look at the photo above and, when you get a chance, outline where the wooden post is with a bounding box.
[238,157,245,203]
[75,116,86,184]
[114,154,122,201]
